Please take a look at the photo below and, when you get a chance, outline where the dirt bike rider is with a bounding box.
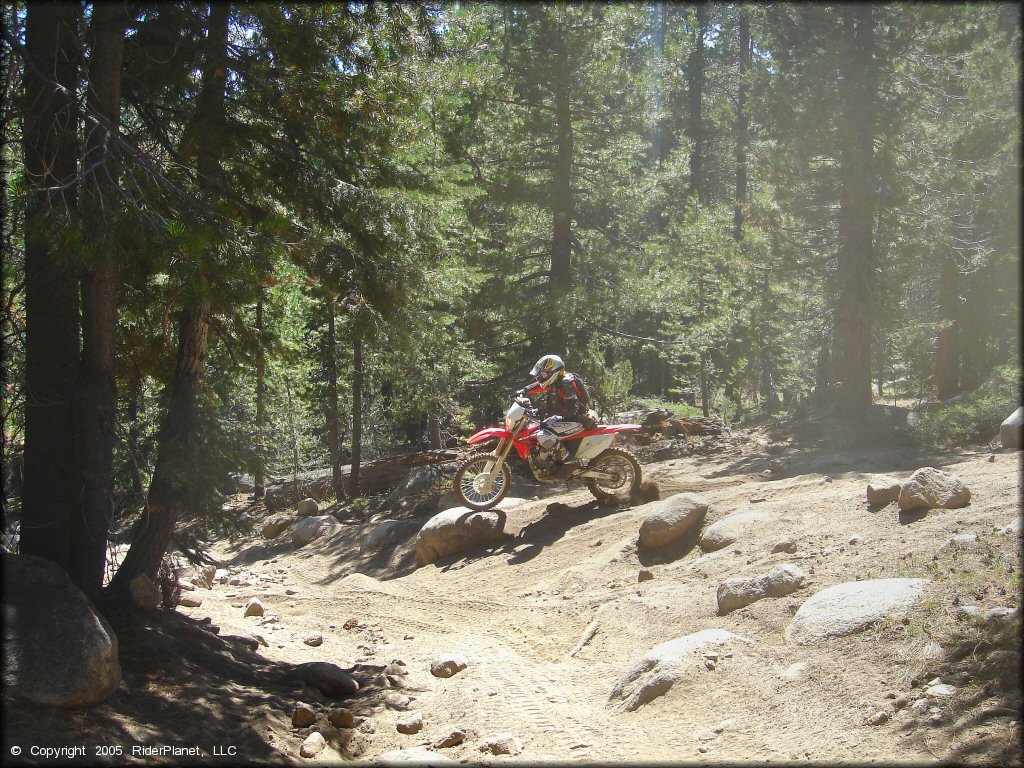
[517,354,599,467]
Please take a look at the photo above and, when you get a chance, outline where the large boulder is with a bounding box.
[1001,406,1023,450]
[785,578,930,645]
[638,493,709,549]
[2,554,121,706]
[415,507,512,566]
[292,515,341,548]
[699,510,767,552]
[385,463,456,516]
[360,520,421,555]
[609,629,749,711]
[866,475,901,506]
[897,467,971,511]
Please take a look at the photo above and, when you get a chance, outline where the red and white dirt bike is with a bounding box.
[453,394,643,510]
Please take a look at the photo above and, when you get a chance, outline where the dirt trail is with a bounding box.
[182,444,1022,764]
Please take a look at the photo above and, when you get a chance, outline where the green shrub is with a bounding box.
[634,397,703,419]
[909,363,1022,449]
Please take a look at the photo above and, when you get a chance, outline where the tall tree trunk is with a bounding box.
[548,74,574,357]
[254,289,267,498]
[698,274,710,417]
[934,256,960,400]
[348,332,363,497]
[324,297,346,500]
[832,4,875,416]
[687,2,707,206]
[110,303,211,586]
[69,2,127,600]
[109,1,229,589]
[428,413,442,450]
[19,1,81,569]
[733,6,750,241]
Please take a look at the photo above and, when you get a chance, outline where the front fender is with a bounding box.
[467,427,513,444]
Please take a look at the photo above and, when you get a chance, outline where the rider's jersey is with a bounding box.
[524,372,589,420]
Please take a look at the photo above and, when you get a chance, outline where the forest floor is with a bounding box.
[3,420,1022,766]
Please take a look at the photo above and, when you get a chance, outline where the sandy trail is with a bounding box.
[192,446,1021,764]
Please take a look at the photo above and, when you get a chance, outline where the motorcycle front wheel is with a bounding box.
[585,447,642,502]
[453,452,511,511]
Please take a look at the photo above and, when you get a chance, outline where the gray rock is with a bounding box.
[699,511,767,552]
[297,497,320,517]
[771,537,798,554]
[299,731,326,758]
[430,654,468,678]
[1001,517,1021,536]
[2,554,121,707]
[1000,406,1023,450]
[304,633,323,647]
[764,564,807,597]
[292,515,342,548]
[433,729,466,748]
[479,734,523,755]
[786,578,931,645]
[296,661,360,698]
[898,467,971,511]
[262,516,295,539]
[866,475,901,505]
[179,595,203,608]
[360,520,421,555]
[716,577,765,614]
[609,629,749,711]
[415,507,512,566]
[386,463,456,516]
[396,711,424,734]
[638,492,710,549]
[244,597,265,617]
[717,564,806,614]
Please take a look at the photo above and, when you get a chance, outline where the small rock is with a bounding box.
[433,729,466,748]
[911,698,930,713]
[179,595,203,608]
[358,719,376,734]
[430,654,468,678]
[328,708,355,728]
[343,618,359,630]
[244,597,265,617]
[292,702,317,728]
[297,662,360,697]
[299,731,326,758]
[704,659,716,671]
[894,697,910,710]
[865,710,890,726]
[297,497,320,516]
[384,692,413,710]
[479,734,523,756]
[866,475,901,505]
[304,633,323,647]
[638,569,654,583]
[396,711,423,734]
[772,537,798,554]
[926,684,956,698]
[286,589,298,595]
[848,534,862,545]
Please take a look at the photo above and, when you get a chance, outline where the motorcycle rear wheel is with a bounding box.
[585,447,642,501]
[453,452,511,511]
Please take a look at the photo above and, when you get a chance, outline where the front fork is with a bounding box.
[482,437,516,490]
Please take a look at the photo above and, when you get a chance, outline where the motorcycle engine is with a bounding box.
[528,445,561,483]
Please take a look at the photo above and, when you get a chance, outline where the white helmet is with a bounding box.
[530,354,565,389]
